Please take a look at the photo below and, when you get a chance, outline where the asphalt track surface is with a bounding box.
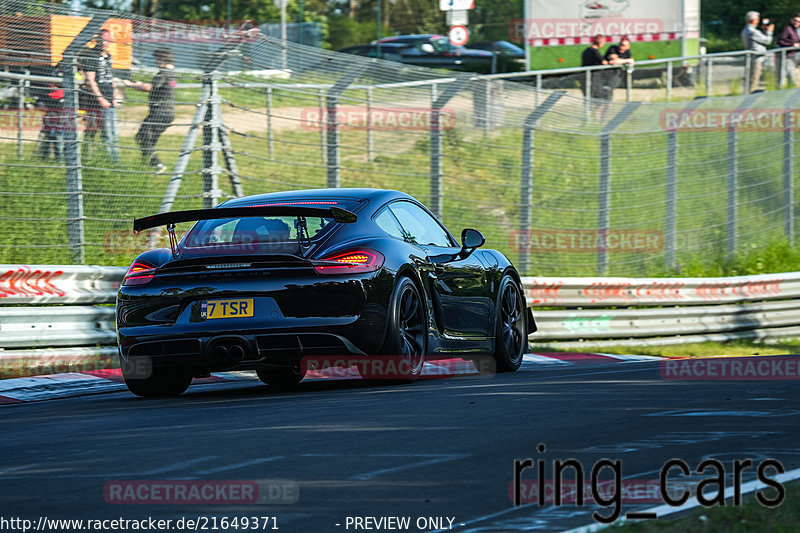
[1,357,799,533]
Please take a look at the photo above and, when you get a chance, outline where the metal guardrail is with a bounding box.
[1,265,799,354]
[523,272,800,346]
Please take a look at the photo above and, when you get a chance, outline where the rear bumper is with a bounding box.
[116,269,394,369]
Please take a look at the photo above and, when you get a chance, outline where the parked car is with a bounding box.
[337,43,411,63]
[372,34,498,73]
[117,188,535,397]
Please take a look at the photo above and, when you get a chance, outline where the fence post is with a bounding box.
[430,83,441,217]
[782,92,800,242]
[705,57,712,96]
[666,62,673,101]
[584,69,591,121]
[779,50,787,88]
[626,64,633,102]
[726,92,762,259]
[744,53,751,94]
[63,56,85,264]
[366,86,374,162]
[666,98,706,270]
[535,73,542,107]
[519,92,564,275]
[17,73,25,158]
[597,102,641,276]
[318,88,326,163]
[60,15,108,264]
[266,86,274,160]
[202,73,222,208]
[429,77,467,219]
[326,64,368,188]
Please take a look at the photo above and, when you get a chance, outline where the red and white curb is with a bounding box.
[0,353,659,405]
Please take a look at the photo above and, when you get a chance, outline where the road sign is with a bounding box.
[449,25,469,47]
[447,9,468,26]
[439,0,474,11]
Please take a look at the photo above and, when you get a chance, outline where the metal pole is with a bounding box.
[626,64,632,103]
[202,74,221,208]
[596,102,641,276]
[366,86,373,162]
[666,62,673,101]
[318,88,326,163]
[266,86,274,160]
[705,57,712,96]
[584,69,591,121]
[780,50,787,88]
[482,79,490,137]
[376,0,382,58]
[665,131,677,269]
[535,73,542,107]
[519,92,564,276]
[63,56,84,264]
[430,82,442,218]
[784,110,795,242]
[326,90,340,188]
[744,53,751,94]
[727,123,737,259]
[17,74,25,158]
[280,0,287,71]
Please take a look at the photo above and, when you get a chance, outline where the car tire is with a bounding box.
[493,275,527,372]
[373,276,427,380]
[257,365,306,386]
[122,362,193,398]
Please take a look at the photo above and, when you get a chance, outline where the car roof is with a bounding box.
[378,34,445,41]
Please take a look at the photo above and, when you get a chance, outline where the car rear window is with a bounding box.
[182,199,362,250]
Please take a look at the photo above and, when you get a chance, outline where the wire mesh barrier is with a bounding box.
[0,0,798,276]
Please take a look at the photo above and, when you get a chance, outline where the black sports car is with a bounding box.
[116,188,535,397]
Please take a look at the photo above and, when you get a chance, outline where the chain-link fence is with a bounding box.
[0,0,798,277]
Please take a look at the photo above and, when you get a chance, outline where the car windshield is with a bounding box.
[430,37,460,53]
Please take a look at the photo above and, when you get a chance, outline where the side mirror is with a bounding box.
[461,228,485,250]
[421,43,435,54]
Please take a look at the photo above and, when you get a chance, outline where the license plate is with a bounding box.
[201,299,254,320]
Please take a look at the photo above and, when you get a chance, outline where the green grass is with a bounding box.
[610,481,800,532]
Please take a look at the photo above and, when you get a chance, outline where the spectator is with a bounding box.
[604,37,634,65]
[777,14,800,86]
[604,37,634,95]
[79,29,119,162]
[123,48,177,174]
[741,11,773,92]
[581,34,610,100]
[34,66,66,161]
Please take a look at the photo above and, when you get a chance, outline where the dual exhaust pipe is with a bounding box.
[210,339,249,362]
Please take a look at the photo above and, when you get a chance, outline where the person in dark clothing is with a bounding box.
[35,66,66,161]
[603,37,634,94]
[79,29,119,162]
[123,48,177,173]
[777,14,800,86]
[581,34,612,102]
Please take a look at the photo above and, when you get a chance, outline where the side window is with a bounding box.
[389,201,453,247]
[374,208,405,240]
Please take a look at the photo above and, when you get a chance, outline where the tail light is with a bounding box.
[123,261,156,286]
[313,250,384,274]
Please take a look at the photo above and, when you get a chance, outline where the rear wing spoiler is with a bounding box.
[133,205,358,233]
